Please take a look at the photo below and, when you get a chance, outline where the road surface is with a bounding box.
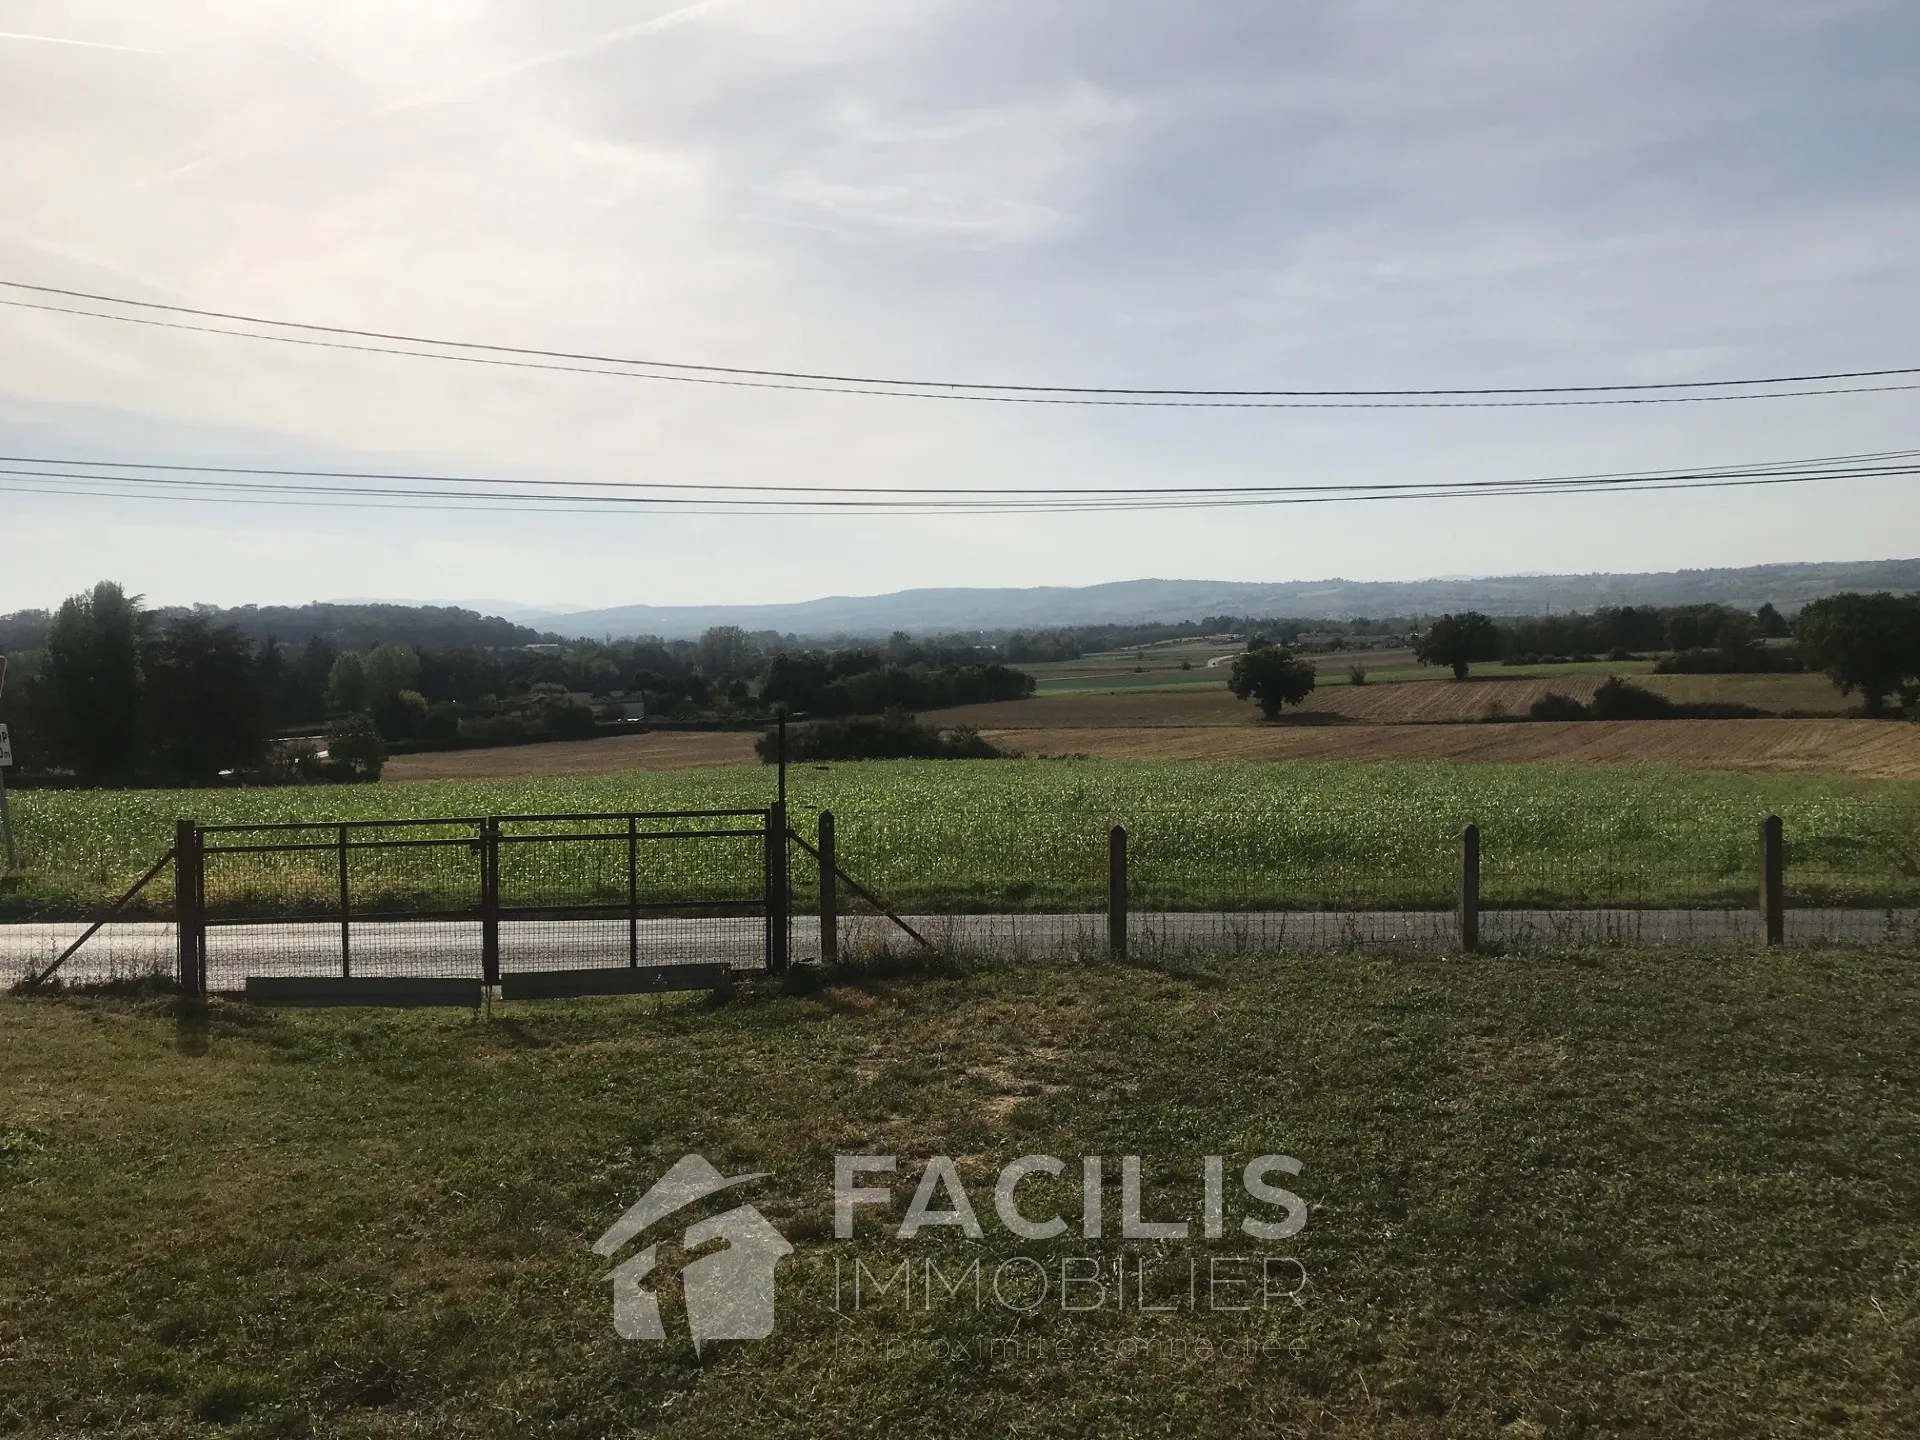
[5,908,1915,991]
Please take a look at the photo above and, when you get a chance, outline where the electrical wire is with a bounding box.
[4,281,1919,408]
[3,451,1913,516]
[0,449,1912,499]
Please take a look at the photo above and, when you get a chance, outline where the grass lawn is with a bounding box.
[2,947,1916,1436]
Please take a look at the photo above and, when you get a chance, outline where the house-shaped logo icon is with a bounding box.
[592,1154,792,1353]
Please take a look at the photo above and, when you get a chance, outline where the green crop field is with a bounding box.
[7,760,1919,919]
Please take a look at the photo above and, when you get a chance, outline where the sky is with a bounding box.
[2,0,1918,614]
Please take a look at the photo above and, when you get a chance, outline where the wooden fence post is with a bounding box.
[1109,825,1128,961]
[174,819,204,997]
[767,802,789,974]
[1458,823,1480,953]
[819,809,838,965]
[1760,813,1784,946]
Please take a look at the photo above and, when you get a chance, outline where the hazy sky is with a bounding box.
[3,0,1917,612]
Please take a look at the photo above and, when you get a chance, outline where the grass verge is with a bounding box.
[2,946,1916,1437]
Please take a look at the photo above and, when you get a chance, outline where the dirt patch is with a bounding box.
[983,719,1920,780]
[383,730,757,782]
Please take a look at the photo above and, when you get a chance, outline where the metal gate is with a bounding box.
[180,807,784,998]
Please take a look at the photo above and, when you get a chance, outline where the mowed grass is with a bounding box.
[2,947,1916,1437]
[8,760,1920,918]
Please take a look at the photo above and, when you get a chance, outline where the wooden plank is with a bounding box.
[246,976,482,1008]
[499,964,733,1001]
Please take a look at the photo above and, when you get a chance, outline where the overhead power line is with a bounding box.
[1,448,1912,517]
[3,279,1918,408]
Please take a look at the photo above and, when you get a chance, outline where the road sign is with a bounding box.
[0,724,11,767]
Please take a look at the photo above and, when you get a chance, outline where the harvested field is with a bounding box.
[930,669,1852,730]
[981,718,1920,779]
[382,729,754,781]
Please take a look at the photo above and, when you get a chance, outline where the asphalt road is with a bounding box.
[6,908,1915,990]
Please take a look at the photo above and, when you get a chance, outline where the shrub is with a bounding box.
[1655,646,1803,675]
[296,713,385,782]
[1529,693,1591,721]
[757,710,1011,762]
[1347,664,1368,686]
[1589,677,1677,720]
[458,714,533,746]
[538,693,599,738]
[417,703,461,743]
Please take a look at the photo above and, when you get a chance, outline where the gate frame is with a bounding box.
[181,807,782,993]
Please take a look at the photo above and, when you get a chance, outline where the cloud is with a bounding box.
[1,0,1917,609]
[770,83,1135,243]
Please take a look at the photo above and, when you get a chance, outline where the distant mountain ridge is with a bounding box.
[540,559,1920,639]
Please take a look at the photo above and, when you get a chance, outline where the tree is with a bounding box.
[144,617,268,783]
[45,580,147,780]
[322,712,386,781]
[1227,646,1317,718]
[1756,602,1790,639]
[1795,592,1920,715]
[328,651,368,713]
[697,626,756,678]
[1412,612,1501,680]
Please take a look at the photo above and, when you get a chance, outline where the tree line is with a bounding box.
[0,586,1043,785]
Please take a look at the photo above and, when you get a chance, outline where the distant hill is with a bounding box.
[173,603,559,650]
[541,559,1920,638]
[0,603,559,655]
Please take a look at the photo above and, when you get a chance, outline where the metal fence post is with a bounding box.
[1109,825,1128,961]
[337,824,352,979]
[767,802,789,974]
[1760,813,1784,946]
[174,819,205,997]
[627,815,640,968]
[480,817,501,986]
[819,809,838,965]
[1459,823,1480,953]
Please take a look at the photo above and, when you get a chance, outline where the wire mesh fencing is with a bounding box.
[792,792,1920,961]
[11,791,1920,994]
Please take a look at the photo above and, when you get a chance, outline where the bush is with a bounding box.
[1347,664,1368,687]
[1528,694,1591,721]
[756,710,1010,762]
[458,714,534,746]
[1655,646,1803,675]
[418,703,461,743]
[1589,677,1677,720]
[295,713,385,782]
[538,693,599,738]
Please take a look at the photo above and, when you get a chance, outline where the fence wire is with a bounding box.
[11,794,1920,991]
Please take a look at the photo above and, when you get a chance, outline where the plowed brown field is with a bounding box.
[979,719,1920,779]
[384,729,755,781]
